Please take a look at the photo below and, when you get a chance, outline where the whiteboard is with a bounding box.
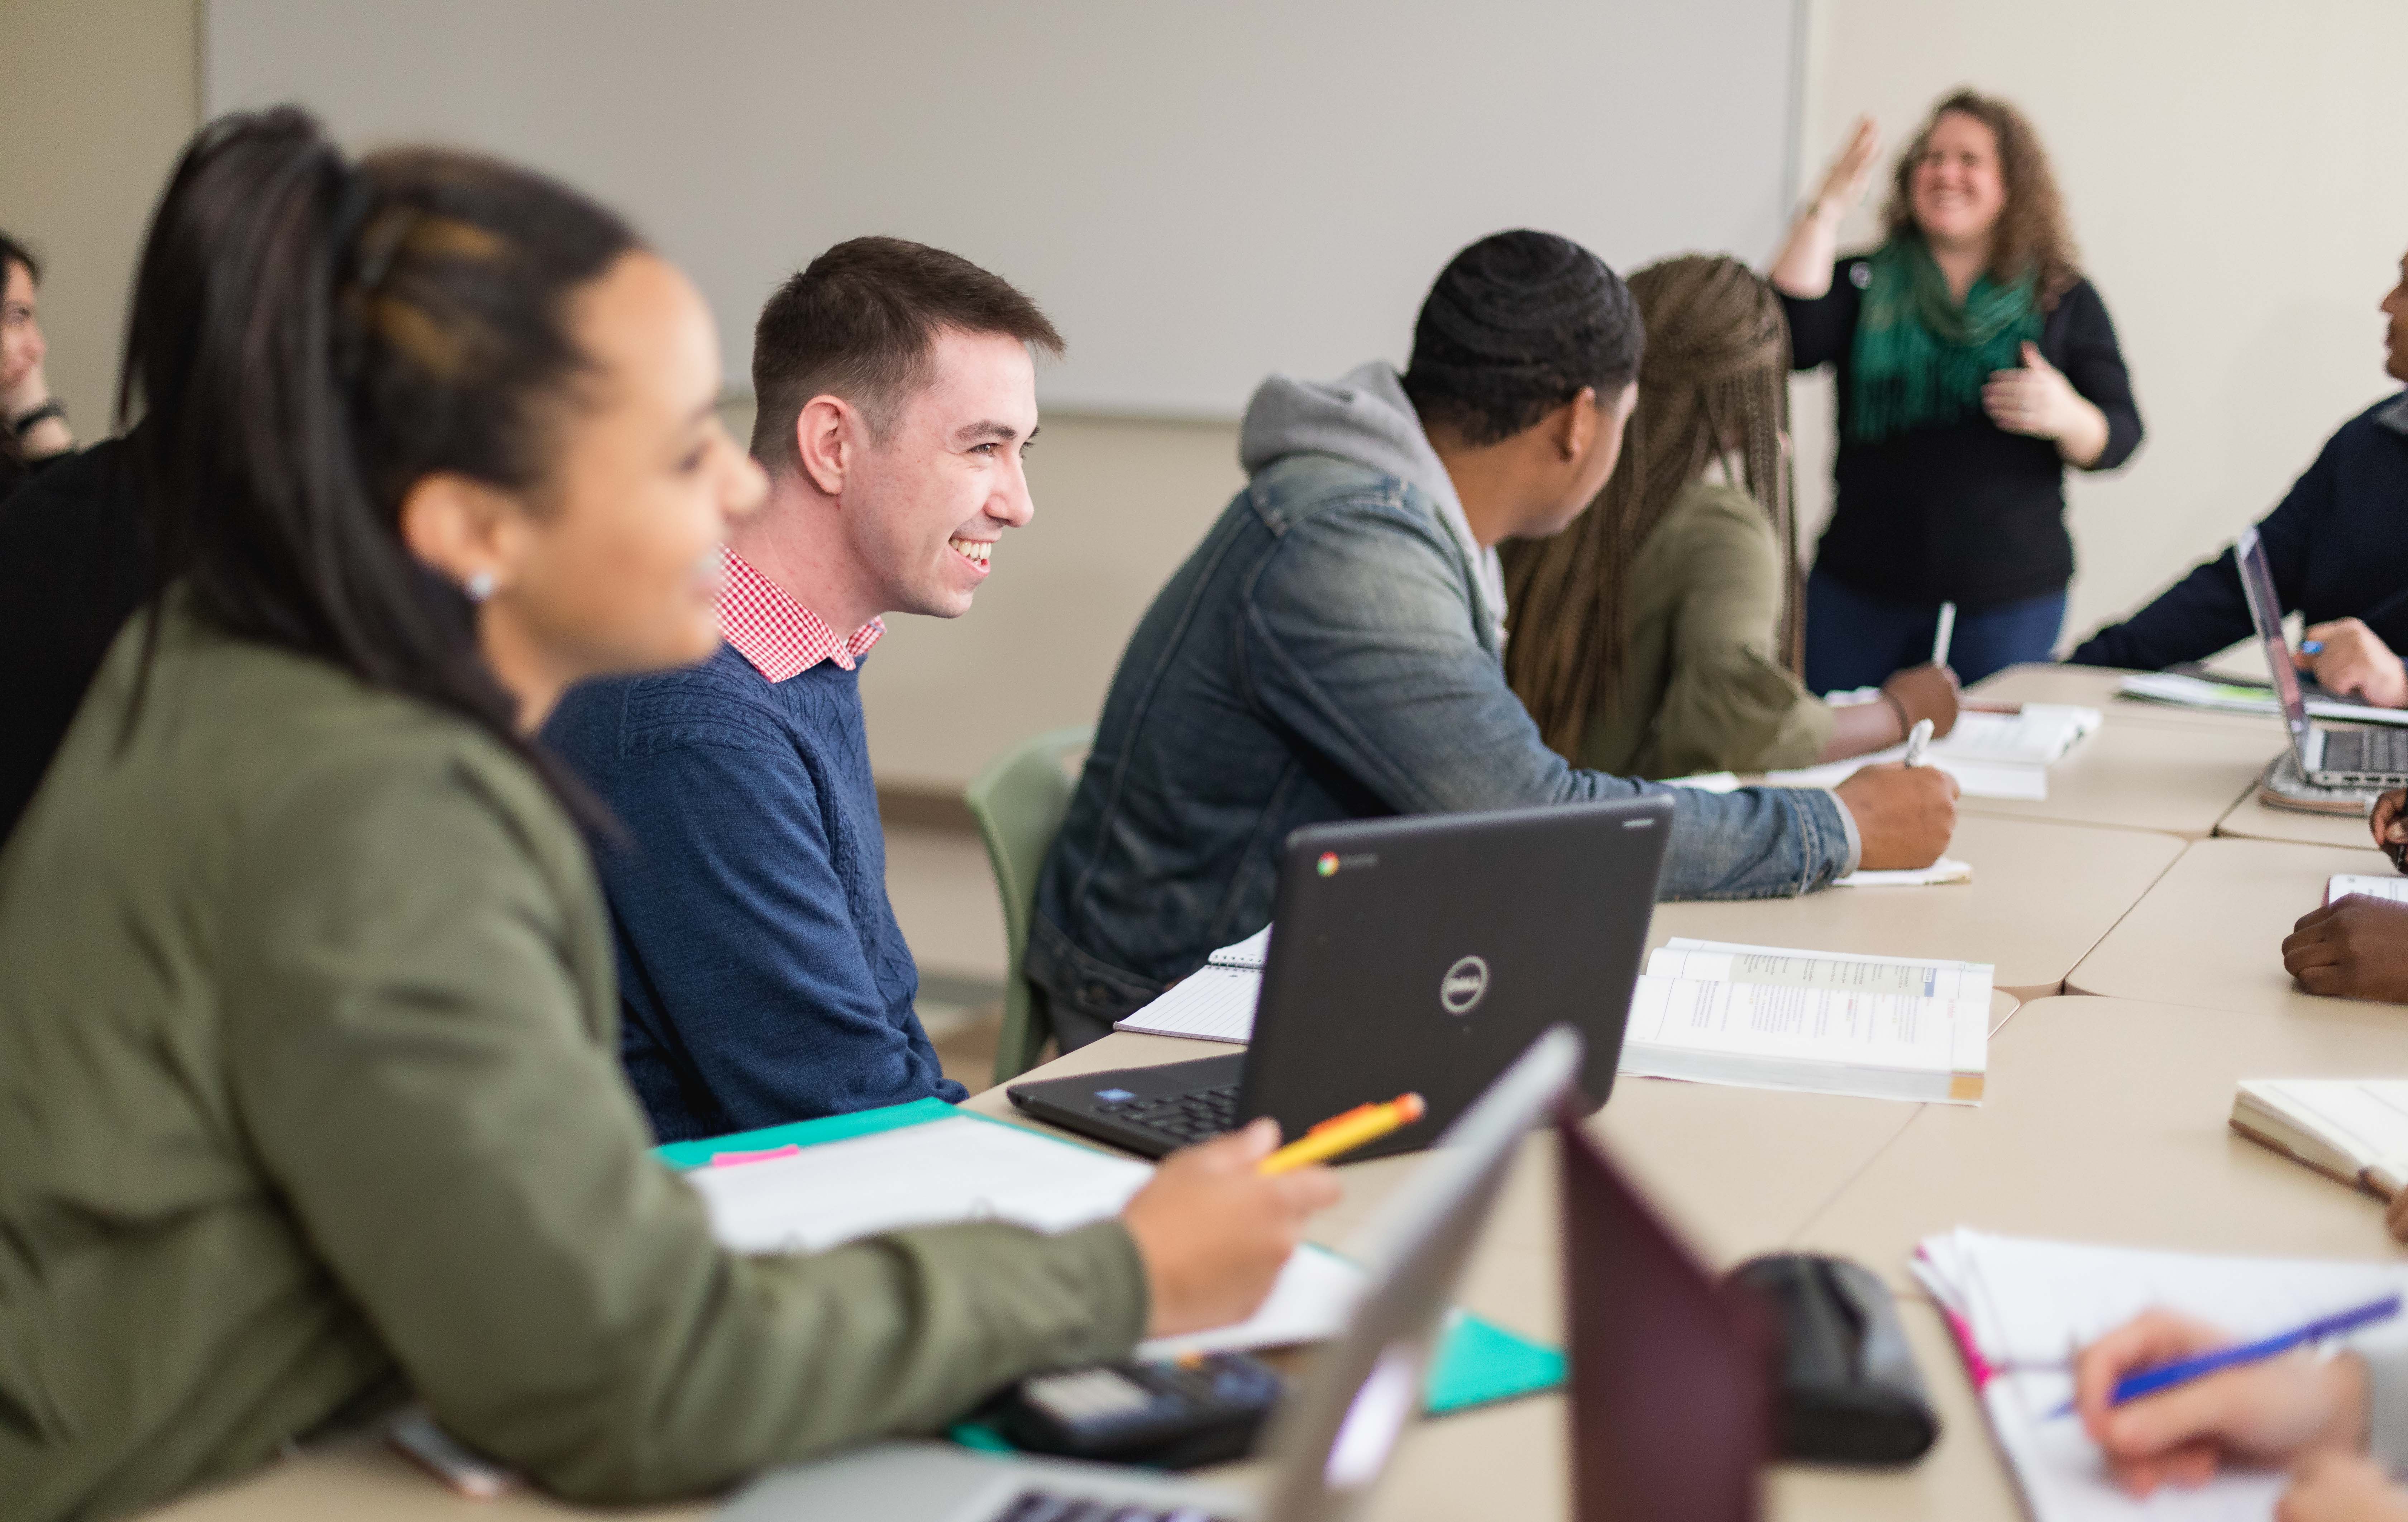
[205,0,1801,418]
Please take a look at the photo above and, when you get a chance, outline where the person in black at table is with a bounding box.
[0,223,135,849]
[1,229,78,501]
[2070,247,2408,709]
[1770,90,2143,692]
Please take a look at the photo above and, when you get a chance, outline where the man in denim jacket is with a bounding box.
[1031,232,1958,1045]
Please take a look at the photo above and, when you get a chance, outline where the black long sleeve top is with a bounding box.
[1783,256,2144,608]
[2068,395,2408,670]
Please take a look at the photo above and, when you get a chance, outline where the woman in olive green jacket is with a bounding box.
[1502,255,1959,779]
[0,110,1335,1522]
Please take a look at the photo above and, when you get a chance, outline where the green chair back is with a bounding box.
[963,725,1093,1085]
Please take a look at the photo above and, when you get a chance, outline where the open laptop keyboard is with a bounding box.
[2325,727,2408,775]
[1090,1083,1241,1146]
[995,1492,1234,1522]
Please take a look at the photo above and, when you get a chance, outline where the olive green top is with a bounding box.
[0,606,1147,1522]
[1576,480,1836,779]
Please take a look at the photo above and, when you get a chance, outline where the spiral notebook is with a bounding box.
[1111,926,1271,1043]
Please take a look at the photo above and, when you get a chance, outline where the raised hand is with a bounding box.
[1813,116,1883,222]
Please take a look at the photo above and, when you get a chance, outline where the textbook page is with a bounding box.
[2329,874,2408,906]
[1652,939,1994,1006]
[688,1115,1354,1355]
[1114,965,1260,1043]
[1915,1230,2408,1522]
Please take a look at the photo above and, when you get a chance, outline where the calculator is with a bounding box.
[988,1353,1286,1470]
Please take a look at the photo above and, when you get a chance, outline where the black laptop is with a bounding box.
[1007,795,1673,1162]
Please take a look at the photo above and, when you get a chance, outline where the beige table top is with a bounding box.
[1943,713,2275,839]
[150,1025,1994,1522]
[1965,662,2278,733]
[1798,996,2408,1287]
[2218,789,2386,849]
[2066,836,2399,1015]
[1650,814,2183,1001]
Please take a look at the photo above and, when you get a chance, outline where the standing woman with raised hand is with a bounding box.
[1772,91,2143,691]
[0,109,1334,1521]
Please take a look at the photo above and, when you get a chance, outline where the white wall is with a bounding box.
[205,0,1801,419]
[1792,0,2408,653]
[0,0,197,436]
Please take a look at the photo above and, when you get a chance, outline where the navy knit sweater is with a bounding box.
[543,644,964,1143]
[2070,395,2408,670]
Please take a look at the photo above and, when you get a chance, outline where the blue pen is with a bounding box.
[2050,1293,2402,1419]
[2303,639,2327,656]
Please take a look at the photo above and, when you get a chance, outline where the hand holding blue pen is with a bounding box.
[2051,1293,2402,1420]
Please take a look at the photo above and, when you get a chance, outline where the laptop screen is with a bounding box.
[2235,526,2315,765]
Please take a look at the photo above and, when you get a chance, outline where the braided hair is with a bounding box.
[1501,255,1795,760]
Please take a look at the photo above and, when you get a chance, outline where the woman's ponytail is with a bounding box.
[118,108,638,778]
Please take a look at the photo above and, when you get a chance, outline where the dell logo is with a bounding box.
[1439,955,1489,1015]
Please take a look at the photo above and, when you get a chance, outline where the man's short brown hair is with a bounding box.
[749,236,1063,473]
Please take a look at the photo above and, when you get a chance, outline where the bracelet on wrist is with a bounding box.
[1880,690,1913,740]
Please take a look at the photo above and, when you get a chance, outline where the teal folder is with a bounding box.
[658,1098,1566,1440]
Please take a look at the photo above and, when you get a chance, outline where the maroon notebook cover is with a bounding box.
[1561,1117,1773,1522]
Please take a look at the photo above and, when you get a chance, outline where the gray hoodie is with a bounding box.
[1238,361,1510,650]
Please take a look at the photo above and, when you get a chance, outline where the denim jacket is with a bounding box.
[1028,367,1858,1042]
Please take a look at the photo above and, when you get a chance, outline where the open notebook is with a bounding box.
[1110,926,1269,1043]
[2231,1078,2408,1198]
[1916,1229,2408,1522]
[1623,939,1991,1103]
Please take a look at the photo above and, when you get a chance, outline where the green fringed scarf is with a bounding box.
[1846,235,2040,444]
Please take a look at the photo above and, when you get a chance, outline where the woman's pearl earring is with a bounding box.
[465,570,498,603]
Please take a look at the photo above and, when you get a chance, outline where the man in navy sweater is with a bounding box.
[2070,248,2408,707]
[545,238,1058,1142]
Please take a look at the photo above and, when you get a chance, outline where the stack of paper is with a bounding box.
[1834,857,1973,888]
[2328,874,2408,906]
[2232,1078,2408,1198]
[1111,927,1271,1042]
[1621,939,1991,1103]
[1915,1230,2408,1522]
[2123,671,2408,728]
[684,1111,1363,1359]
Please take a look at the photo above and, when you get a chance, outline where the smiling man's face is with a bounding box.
[845,327,1039,620]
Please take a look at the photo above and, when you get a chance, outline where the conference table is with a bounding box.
[138,663,2408,1522]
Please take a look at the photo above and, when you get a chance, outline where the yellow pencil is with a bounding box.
[1258,1092,1427,1174]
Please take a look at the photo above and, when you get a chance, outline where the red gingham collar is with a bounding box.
[718,549,884,682]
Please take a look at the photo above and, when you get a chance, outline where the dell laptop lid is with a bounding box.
[1236,795,1672,1164]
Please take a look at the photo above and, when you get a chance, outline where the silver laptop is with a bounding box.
[716,1026,1583,1522]
[2237,525,2408,787]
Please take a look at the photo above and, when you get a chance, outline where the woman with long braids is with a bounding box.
[0,110,1333,1520]
[1772,90,2143,691]
[1503,254,1958,778]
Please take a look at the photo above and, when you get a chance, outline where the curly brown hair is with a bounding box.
[1882,89,2080,307]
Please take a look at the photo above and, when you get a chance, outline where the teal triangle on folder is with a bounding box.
[654,1095,959,1171]
[1423,1310,1565,1414]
